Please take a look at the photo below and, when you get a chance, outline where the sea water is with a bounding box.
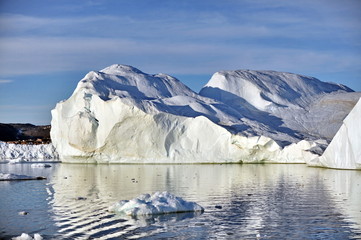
[0,163,360,239]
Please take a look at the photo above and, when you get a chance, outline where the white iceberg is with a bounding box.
[311,97,361,169]
[50,64,360,165]
[108,192,204,216]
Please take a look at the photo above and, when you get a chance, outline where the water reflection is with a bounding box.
[43,163,361,239]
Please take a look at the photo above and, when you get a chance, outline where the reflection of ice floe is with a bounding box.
[109,191,204,216]
[30,163,52,168]
[124,211,203,227]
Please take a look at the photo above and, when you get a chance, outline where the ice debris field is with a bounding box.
[109,192,204,216]
[1,64,360,169]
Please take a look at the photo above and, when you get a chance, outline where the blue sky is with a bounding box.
[0,0,360,124]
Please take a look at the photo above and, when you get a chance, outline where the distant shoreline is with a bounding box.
[0,123,51,144]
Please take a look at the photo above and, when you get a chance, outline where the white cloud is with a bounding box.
[0,79,13,84]
[0,1,360,78]
[0,35,360,77]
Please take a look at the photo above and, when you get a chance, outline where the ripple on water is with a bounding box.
[0,163,360,239]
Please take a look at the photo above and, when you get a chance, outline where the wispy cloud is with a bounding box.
[0,35,359,76]
[0,1,360,82]
[0,79,13,84]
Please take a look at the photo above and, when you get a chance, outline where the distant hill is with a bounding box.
[0,123,51,143]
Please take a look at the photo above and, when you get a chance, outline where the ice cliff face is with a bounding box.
[51,64,360,166]
[310,98,361,169]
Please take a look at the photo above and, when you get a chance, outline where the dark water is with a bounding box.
[0,163,360,239]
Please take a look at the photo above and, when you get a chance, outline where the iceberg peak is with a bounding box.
[100,64,144,75]
[200,69,353,111]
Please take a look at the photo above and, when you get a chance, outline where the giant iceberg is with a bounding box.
[51,64,360,164]
[311,97,361,169]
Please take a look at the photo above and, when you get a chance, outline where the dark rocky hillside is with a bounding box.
[0,123,51,144]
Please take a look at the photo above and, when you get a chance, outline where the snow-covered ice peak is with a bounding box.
[200,69,353,111]
[100,64,145,75]
[74,64,196,101]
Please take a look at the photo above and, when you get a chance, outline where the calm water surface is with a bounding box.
[0,163,360,239]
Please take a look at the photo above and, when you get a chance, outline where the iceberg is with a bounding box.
[50,64,360,164]
[108,192,204,216]
[0,141,58,162]
[311,97,361,169]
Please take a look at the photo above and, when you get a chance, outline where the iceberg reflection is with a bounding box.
[47,163,361,239]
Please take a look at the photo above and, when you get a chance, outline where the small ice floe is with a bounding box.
[109,191,204,216]
[30,163,52,168]
[8,157,26,164]
[12,233,42,240]
[0,173,46,181]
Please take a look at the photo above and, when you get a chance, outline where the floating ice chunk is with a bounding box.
[109,192,204,216]
[31,163,52,168]
[8,157,26,164]
[0,172,46,181]
[12,233,42,240]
